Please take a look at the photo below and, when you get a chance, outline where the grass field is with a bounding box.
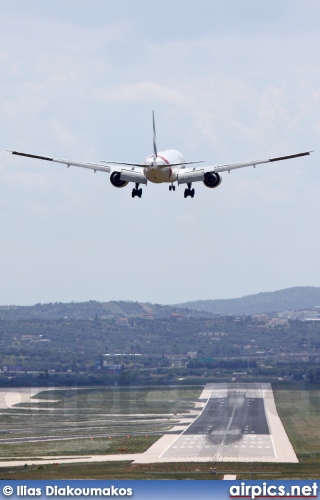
[272,382,320,461]
[0,386,201,459]
[31,387,201,414]
[0,436,159,459]
[1,460,320,480]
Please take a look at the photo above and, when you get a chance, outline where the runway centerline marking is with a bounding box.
[161,383,289,461]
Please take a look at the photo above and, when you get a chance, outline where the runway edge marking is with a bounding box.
[263,383,298,463]
[158,383,215,458]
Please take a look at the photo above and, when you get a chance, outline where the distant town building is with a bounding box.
[116,317,129,326]
[170,313,184,321]
[187,351,198,359]
[268,318,289,327]
[165,354,187,367]
[21,335,34,341]
[30,339,51,343]
[252,314,270,323]
[142,313,154,320]
[277,307,320,321]
[102,361,123,374]
[103,353,142,357]
[232,372,247,381]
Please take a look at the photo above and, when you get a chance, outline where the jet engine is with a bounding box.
[203,171,222,188]
[110,171,129,188]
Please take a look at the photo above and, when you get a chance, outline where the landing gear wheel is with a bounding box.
[132,184,142,199]
[173,186,176,191]
[169,186,172,191]
[184,187,195,198]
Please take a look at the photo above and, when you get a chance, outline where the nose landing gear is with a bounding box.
[169,184,176,192]
[184,183,195,198]
[132,183,142,198]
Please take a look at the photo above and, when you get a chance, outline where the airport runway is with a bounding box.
[159,383,296,462]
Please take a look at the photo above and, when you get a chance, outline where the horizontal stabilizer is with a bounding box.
[100,160,205,168]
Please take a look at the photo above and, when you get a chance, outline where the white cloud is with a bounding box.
[96,81,189,105]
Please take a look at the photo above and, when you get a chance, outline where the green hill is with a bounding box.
[175,286,320,315]
[0,300,205,321]
[1,287,319,321]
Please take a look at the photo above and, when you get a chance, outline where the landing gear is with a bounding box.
[132,183,142,198]
[184,183,195,198]
[169,184,176,192]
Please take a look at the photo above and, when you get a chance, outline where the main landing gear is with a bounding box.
[169,184,176,191]
[184,183,195,198]
[132,183,142,198]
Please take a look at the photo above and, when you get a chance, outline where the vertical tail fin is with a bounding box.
[152,110,157,158]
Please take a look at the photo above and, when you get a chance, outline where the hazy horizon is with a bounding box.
[0,284,319,307]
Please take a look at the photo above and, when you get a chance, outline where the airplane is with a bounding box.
[7,112,312,199]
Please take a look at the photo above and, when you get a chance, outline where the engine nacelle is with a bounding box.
[203,171,222,188]
[110,171,129,188]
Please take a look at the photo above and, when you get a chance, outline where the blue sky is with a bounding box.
[0,1,319,305]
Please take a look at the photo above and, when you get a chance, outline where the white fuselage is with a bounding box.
[144,149,185,184]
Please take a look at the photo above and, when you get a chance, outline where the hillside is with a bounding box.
[0,300,207,321]
[1,287,320,321]
[175,286,320,315]
[1,287,320,387]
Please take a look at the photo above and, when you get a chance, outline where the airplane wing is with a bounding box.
[7,150,111,173]
[7,149,148,185]
[177,151,312,184]
[207,151,312,173]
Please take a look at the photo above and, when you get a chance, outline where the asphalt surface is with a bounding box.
[161,383,275,459]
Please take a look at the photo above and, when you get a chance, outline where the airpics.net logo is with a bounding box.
[229,482,318,499]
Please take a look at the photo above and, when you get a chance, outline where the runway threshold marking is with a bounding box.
[159,384,215,458]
